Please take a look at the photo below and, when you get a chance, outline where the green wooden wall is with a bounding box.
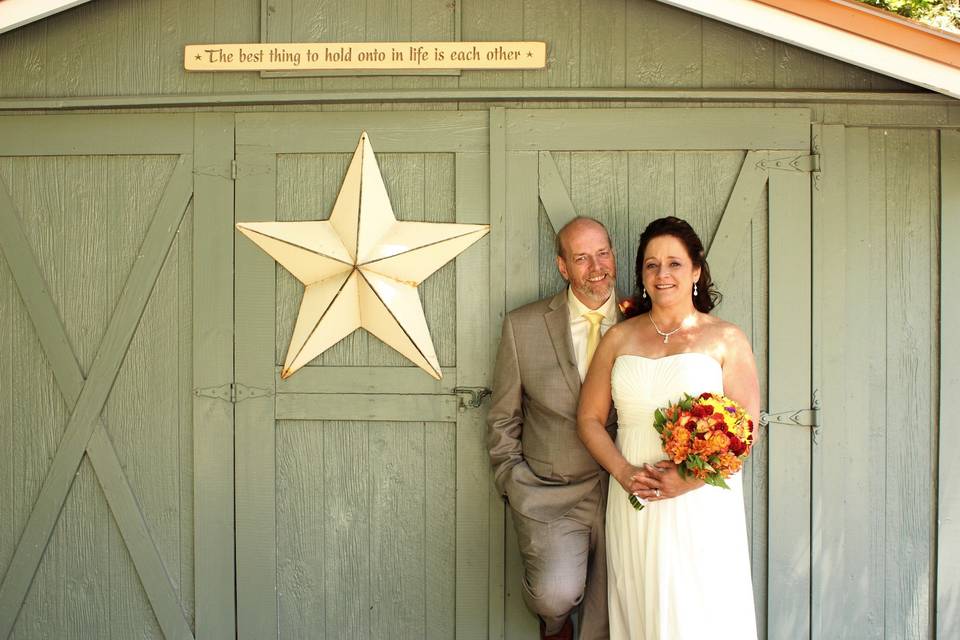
[0,0,927,99]
[0,1,953,639]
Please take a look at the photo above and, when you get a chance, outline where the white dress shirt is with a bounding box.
[567,288,618,381]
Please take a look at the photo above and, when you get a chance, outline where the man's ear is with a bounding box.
[556,255,569,282]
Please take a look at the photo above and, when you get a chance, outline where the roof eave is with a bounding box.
[0,0,96,36]
[657,0,960,100]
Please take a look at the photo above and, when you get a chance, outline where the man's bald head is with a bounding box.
[555,216,612,259]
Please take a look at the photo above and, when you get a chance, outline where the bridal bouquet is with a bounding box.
[629,392,755,511]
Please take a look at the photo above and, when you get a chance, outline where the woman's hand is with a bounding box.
[631,460,703,501]
[613,463,647,498]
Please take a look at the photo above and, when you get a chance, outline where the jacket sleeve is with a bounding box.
[487,312,527,497]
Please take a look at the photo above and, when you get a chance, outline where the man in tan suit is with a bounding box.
[488,217,619,640]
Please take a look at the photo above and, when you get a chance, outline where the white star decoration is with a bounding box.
[237,132,489,380]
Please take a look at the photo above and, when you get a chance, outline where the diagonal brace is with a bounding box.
[0,157,195,640]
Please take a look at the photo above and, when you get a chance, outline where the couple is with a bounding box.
[487,216,759,639]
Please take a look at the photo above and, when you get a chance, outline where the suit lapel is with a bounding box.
[545,291,581,397]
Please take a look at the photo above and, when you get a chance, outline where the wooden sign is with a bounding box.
[185,41,546,72]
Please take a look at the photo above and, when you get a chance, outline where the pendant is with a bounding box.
[663,335,669,344]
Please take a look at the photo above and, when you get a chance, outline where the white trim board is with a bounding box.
[0,0,95,35]
[656,0,960,99]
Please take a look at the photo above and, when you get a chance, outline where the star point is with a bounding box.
[237,132,489,379]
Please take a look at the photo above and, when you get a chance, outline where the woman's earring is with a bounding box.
[693,283,698,297]
[642,288,647,299]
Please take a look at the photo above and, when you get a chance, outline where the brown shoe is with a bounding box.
[539,616,573,640]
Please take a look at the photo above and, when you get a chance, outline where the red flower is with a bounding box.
[729,434,746,456]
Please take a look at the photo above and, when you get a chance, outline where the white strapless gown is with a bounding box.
[607,353,758,640]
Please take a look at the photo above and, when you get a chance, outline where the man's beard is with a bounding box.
[573,275,614,305]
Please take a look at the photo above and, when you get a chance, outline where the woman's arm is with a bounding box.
[720,324,761,438]
[576,326,645,496]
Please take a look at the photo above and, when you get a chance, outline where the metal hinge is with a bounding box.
[194,382,274,403]
[231,159,238,180]
[454,386,492,410]
[760,391,822,442]
[758,154,820,173]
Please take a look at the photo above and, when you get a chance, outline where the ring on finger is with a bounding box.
[654,488,661,498]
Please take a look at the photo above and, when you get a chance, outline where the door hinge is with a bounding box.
[194,382,274,403]
[231,159,238,180]
[758,154,820,173]
[760,391,822,441]
[454,386,492,410]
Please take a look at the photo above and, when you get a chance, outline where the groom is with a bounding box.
[488,216,619,640]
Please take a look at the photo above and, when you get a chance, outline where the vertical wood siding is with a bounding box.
[0,0,916,100]
[815,127,940,639]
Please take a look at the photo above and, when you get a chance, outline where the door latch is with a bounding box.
[454,386,492,410]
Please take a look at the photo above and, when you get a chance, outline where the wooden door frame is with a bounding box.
[233,111,493,640]
[0,113,236,640]
[491,106,813,639]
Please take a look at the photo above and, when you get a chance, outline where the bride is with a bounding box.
[577,216,759,639]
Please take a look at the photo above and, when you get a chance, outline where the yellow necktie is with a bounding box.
[584,311,604,369]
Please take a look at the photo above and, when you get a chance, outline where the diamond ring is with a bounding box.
[654,488,661,498]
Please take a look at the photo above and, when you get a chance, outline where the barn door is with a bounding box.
[0,114,235,639]
[233,112,494,639]
[495,107,815,639]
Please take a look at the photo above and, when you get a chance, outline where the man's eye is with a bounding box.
[575,256,586,263]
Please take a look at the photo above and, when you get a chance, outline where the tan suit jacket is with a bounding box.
[487,290,618,523]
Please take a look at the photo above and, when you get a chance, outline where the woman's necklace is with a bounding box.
[649,314,684,344]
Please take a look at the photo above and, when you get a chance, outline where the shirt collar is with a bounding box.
[566,287,617,323]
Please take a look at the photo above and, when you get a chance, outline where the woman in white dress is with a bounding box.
[577,217,759,640]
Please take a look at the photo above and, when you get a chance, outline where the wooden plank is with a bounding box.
[568,151,629,292]
[369,420,426,638]
[702,20,774,90]
[234,144,279,640]
[323,420,370,637]
[0,114,194,156]
[766,167,812,640]
[0,155,193,639]
[275,366,457,394]
[425,420,456,639]
[706,151,768,287]
[44,1,117,98]
[939,129,960,639]
[506,108,810,151]
[159,0,215,95]
[884,128,934,638]
[422,152,458,368]
[275,420,326,638]
[276,393,458,422]
[580,0,625,90]
[503,149,541,639]
[236,112,488,153]
[192,112,236,640]
[813,125,885,639]
[522,0,580,92]
[505,152,540,311]
[116,0,160,95]
[458,0,523,91]
[537,152,568,300]
[455,151,493,640]
[489,108,507,360]
[626,0,701,88]
[537,151,578,232]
